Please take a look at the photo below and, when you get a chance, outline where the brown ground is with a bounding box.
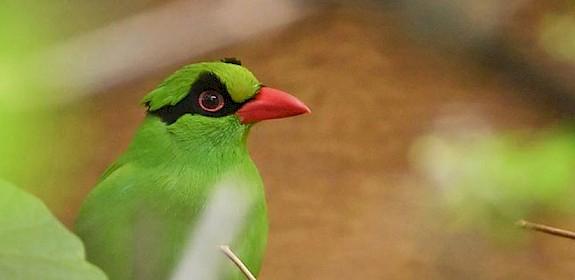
[66,7,575,280]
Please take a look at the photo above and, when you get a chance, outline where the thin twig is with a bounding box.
[219,245,257,280]
[517,220,575,241]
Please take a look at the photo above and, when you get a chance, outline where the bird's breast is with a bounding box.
[169,174,268,280]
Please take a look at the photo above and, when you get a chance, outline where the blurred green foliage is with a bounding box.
[414,128,575,240]
[0,1,93,215]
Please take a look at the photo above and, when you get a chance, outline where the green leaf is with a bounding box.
[0,180,107,280]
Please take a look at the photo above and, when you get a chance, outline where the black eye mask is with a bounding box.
[147,72,245,125]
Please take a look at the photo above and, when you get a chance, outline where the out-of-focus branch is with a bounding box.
[37,0,313,102]
[220,245,257,280]
[517,220,575,240]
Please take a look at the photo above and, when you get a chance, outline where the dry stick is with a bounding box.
[517,220,575,241]
[219,245,257,280]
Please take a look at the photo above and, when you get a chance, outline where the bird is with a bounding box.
[75,58,310,280]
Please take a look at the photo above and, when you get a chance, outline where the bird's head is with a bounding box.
[141,59,310,148]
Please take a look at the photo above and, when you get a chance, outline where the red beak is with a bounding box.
[236,87,311,124]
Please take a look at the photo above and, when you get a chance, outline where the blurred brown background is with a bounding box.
[4,0,575,279]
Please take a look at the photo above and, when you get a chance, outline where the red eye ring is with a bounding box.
[198,90,225,112]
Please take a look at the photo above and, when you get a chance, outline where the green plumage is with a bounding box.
[142,62,260,110]
[76,62,268,280]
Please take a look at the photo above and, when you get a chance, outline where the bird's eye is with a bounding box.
[198,90,225,112]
